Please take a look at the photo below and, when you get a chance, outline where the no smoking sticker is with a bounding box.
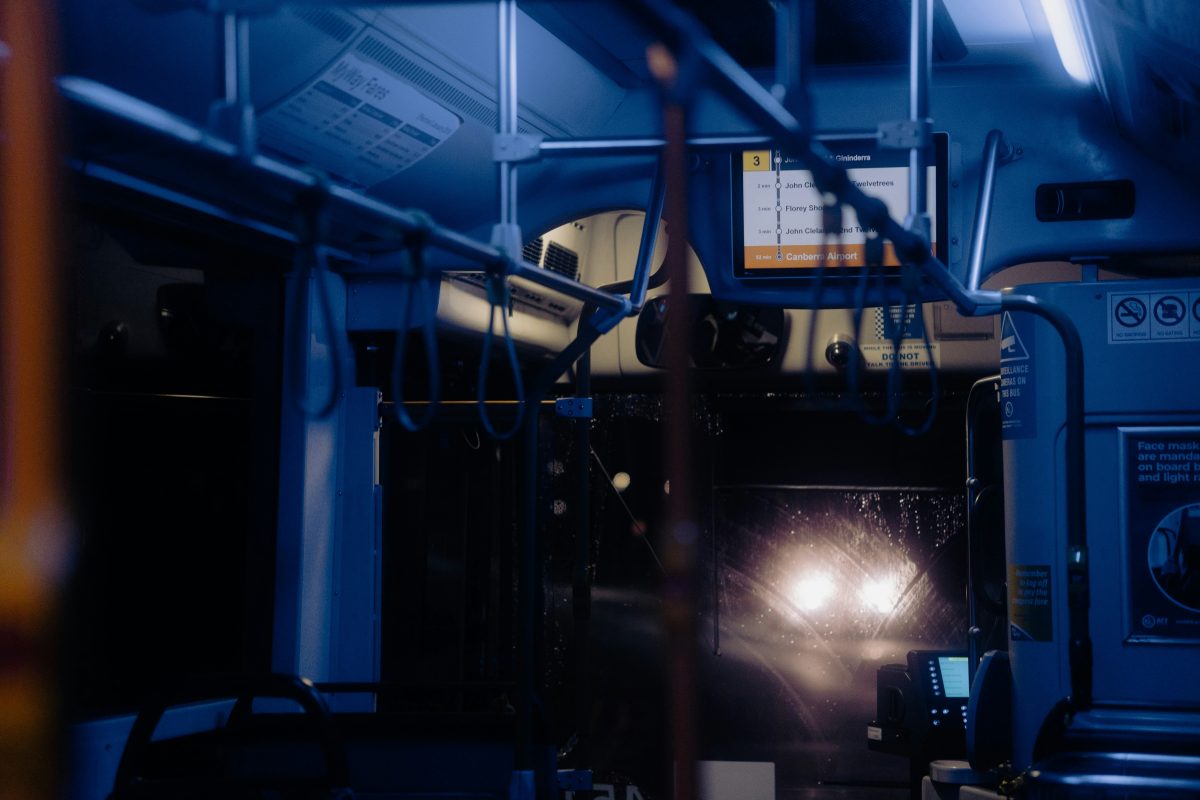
[1110,291,1200,343]
[1109,293,1149,342]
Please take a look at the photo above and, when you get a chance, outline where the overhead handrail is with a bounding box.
[56,77,632,319]
[538,132,877,157]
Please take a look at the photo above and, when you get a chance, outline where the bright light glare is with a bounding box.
[612,471,631,492]
[1040,0,1092,84]
[861,577,901,614]
[791,573,835,611]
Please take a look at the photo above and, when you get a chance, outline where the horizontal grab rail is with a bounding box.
[57,76,631,315]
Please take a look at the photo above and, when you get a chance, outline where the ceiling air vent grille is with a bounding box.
[293,8,357,43]
[522,236,545,266]
[542,242,579,281]
[356,35,496,128]
[353,34,547,136]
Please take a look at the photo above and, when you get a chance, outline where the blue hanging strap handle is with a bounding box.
[390,212,442,433]
[891,257,941,437]
[803,194,840,397]
[477,269,526,441]
[841,228,940,435]
[286,171,347,419]
[846,229,896,427]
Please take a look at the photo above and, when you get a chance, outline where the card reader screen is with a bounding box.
[937,655,969,698]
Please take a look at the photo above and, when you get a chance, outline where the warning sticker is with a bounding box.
[1122,428,1200,642]
[259,29,461,187]
[1009,564,1052,642]
[876,305,924,341]
[1150,294,1189,339]
[1110,291,1200,344]
[861,306,938,369]
[1109,293,1150,342]
[1000,311,1036,440]
[860,341,939,369]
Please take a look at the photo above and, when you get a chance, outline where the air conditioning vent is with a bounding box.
[542,241,580,281]
[449,272,572,321]
[354,35,545,136]
[293,8,357,43]
[522,236,545,266]
[445,233,583,322]
[356,35,495,128]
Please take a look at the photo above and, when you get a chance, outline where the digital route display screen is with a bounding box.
[732,134,948,277]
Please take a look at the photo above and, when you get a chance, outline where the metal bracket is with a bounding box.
[493,132,544,164]
[878,118,933,150]
[208,101,257,158]
[555,397,593,419]
[997,138,1022,165]
[490,223,523,265]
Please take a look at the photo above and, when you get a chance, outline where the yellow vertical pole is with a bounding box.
[0,1,66,797]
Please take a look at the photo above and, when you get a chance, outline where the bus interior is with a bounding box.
[2,0,1200,798]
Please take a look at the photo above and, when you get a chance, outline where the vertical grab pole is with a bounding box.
[966,130,1013,292]
[572,353,593,770]
[518,402,545,796]
[211,9,255,157]
[497,10,544,795]
[0,1,67,798]
[221,12,239,106]
[219,12,251,113]
[647,41,698,800]
[907,0,933,239]
[493,0,521,257]
[773,0,812,131]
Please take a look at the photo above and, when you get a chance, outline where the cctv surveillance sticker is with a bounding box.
[999,312,1036,440]
[1122,428,1200,642]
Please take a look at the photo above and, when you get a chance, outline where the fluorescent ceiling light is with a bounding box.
[1040,0,1093,83]
[942,0,1033,46]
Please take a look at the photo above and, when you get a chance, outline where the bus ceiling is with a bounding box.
[57,0,1200,293]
